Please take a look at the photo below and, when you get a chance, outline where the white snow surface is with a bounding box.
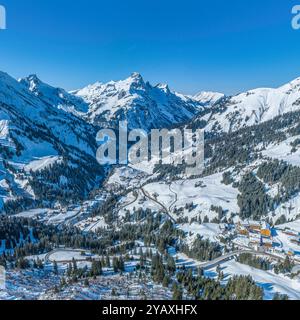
[262,136,300,167]
[24,156,63,172]
[193,91,225,105]
[196,77,300,134]
[206,260,300,300]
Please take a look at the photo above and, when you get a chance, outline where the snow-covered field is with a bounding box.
[205,260,300,300]
[117,190,162,218]
[46,249,99,263]
[15,208,51,219]
[272,229,300,256]
[123,173,239,222]
[280,220,300,232]
[262,136,300,167]
[179,223,222,244]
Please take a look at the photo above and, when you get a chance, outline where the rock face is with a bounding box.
[73,72,203,131]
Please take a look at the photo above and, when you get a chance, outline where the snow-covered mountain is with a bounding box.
[193,91,225,105]
[73,74,300,135]
[0,71,103,211]
[194,78,300,134]
[3,70,300,214]
[19,74,89,116]
[73,72,203,131]
[3,70,300,301]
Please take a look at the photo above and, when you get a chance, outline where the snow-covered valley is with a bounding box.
[2,71,300,300]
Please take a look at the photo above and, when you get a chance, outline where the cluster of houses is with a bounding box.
[235,221,300,258]
[237,221,273,251]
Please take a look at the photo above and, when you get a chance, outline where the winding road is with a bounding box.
[44,247,295,272]
[44,249,89,264]
[168,183,178,212]
[45,181,300,272]
[141,187,176,222]
[120,191,139,210]
[196,250,289,270]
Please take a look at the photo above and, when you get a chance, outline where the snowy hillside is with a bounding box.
[193,77,300,134]
[19,74,89,116]
[0,71,103,211]
[193,91,225,105]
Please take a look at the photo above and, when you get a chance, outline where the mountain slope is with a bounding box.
[0,71,103,212]
[192,78,300,134]
[193,91,225,105]
[19,74,89,116]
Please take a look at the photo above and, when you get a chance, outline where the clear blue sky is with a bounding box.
[0,0,300,95]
